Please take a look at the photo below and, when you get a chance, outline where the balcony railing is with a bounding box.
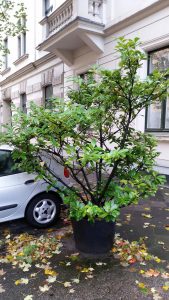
[48,0,73,35]
[41,0,104,40]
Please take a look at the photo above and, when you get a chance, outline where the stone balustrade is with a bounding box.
[48,0,73,35]
[40,0,105,40]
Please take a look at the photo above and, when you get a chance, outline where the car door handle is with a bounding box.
[24,179,35,185]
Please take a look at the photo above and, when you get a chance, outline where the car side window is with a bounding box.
[0,150,22,177]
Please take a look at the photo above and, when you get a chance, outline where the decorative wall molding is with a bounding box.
[32,82,42,93]
[13,54,29,66]
[11,90,20,99]
[0,67,11,76]
[104,0,169,36]
[0,63,35,87]
[26,85,33,94]
[88,0,103,17]
[41,67,63,87]
[141,33,169,52]
[20,81,27,94]
[25,82,42,95]
[1,87,11,100]
[0,53,60,87]
[52,73,63,86]
[41,69,53,86]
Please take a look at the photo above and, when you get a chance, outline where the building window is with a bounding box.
[3,99,12,126]
[79,72,88,80]
[4,38,8,69]
[44,85,53,108]
[18,17,26,58]
[44,0,53,16]
[18,35,21,58]
[146,46,169,131]
[20,93,27,114]
[148,47,169,73]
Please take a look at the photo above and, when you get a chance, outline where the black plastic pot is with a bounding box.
[71,219,116,254]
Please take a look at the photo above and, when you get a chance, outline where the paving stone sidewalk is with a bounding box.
[0,187,169,300]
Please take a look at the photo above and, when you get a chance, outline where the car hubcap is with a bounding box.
[33,199,56,224]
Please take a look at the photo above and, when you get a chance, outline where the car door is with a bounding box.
[0,149,38,220]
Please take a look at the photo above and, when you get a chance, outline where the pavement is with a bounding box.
[0,186,169,300]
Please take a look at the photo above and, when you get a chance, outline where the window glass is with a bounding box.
[18,35,21,58]
[45,85,53,109]
[147,102,161,129]
[146,47,169,131]
[149,47,169,73]
[0,151,21,177]
[23,32,26,55]
[4,38,8,69]
[18,17,26,58]
[20,93,27,114]
[45,0,53,15]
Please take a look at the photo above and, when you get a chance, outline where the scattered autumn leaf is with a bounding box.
[161,272,169,279]
[24,295,33,300]
[153,293,162,300]
[15,278,29,285]
[165,225,169,231]
[0,284,5,293]
[46,276,57,283]
[39,285,50,292]
[162,285,169,291]
[64,282,71,288]
[72,278,80,283]
[141,213,152,219]
[0,269,6,276]
[143,269,160,278]
[44,269,58,276]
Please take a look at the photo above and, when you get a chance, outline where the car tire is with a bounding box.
[25,193,61,228]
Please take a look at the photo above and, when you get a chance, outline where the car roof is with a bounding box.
[0,144,13,151]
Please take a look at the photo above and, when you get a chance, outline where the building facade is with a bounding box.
[1,0,169,175]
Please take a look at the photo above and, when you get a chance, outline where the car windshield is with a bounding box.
[0,150,21,177]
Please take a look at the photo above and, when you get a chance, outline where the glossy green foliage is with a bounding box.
[1,37,168,221]
[0,0,26,68]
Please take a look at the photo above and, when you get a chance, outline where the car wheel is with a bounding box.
[25,193,61,228]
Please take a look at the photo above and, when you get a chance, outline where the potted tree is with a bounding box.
[1,37,168,254]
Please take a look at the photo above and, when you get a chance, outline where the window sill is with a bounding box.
[0,67,11,76]
[146,131,169,142]
[13,54,29,66]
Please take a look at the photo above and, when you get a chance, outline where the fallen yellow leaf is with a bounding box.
[44,269,58,276]
[155,258,161,263]
[162,285,169,291]
[138,282,146,289]
[141,213,152,219]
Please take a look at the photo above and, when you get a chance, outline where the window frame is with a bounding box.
[44,84,53,109]
[44,0,53,16]
[20,93,27,114]
[17,17,27,58]
[145,45,169,132]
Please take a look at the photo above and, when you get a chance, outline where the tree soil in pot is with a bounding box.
[71,219,116,254]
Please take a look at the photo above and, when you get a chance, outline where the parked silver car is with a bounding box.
[0,145,69,228]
